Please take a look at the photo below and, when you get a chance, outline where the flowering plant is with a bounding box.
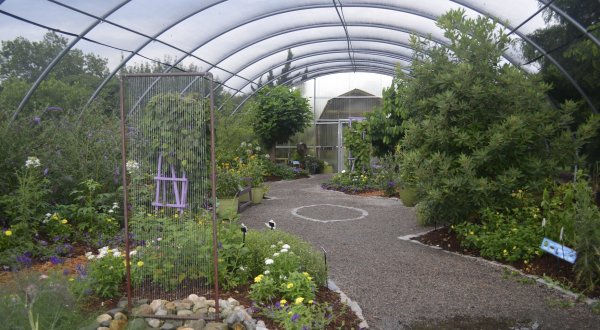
[216,165,241,198]
[261,299,345,330]
[71,246,131,298]
[250,242,316,303]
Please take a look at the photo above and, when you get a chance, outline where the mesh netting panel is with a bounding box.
[121,73,217,302]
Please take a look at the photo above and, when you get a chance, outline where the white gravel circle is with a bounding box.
[291,203,368,223]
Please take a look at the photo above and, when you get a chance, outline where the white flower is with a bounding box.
[157,237,162,242]
[270,244,276,248]
[126,160,139,174]
[112,202,119,209]
[248,143,252,148]
[265,258,274,265]
[241,142,247,147]
[45,213,52,218]
[112,249,122,257]
[108,209,114,214]
[273,252,280,257]
[85,252,95,260]
[25,156,41,168]
[386,113,392,119]
[341,170,346,174]
[264,154,270,159]
[129,250,137,256]
[277,241,283,245]
[240,266,246,271]
[263,270,270,275]
[280,248,288,253]
[282,244,290,249]
[255,146,261,151]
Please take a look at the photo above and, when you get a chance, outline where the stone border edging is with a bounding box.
[327,279,369,329]
[399,228,599,307]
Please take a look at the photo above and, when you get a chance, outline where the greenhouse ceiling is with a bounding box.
[1,0,599,115]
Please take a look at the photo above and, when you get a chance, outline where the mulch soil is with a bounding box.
[413,226,600,299]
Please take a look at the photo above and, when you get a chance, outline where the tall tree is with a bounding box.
[396,9,599,225]
[249,85,312,156]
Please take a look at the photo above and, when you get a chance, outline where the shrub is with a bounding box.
[303,155,324,174]
[245,230,326,286]
[71,246,126,299]
[394,9,600,225]
[454,206,544,263]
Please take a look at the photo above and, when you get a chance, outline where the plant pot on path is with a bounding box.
[251,187,265,204]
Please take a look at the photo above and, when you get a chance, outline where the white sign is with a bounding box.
[540,237,577,264]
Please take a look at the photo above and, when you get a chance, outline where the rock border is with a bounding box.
[328,279,369,329]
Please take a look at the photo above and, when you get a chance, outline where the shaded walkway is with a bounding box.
[240,175,600,329]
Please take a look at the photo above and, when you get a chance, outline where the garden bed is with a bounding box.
[413,227,600,299]
[0,248,363,329]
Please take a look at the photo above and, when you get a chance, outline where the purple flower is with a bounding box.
[16,255,32,268]
[274,301,281,309]
[40,240,48,246]
[43,168,49,176]
[291,313,300,322]
[33,117,41,125]
[49,256,63,265]
[63,269,70,276]
[76,264,87,277]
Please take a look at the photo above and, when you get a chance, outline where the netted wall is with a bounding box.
[120,73,218,302]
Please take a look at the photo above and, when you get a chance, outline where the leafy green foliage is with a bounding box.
[455,206,544,263]
[249,86,312,151]
[343,120,371,172]
[395,9,600,225]
[0,272,93,330]
[368,78,404,156]
[260,300,346,330]
[524,0,600,164]
[245,230,327,287]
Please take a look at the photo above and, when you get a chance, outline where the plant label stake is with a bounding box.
[240,223,247,244]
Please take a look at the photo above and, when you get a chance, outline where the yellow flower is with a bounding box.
[61,219,68,224]
[469,231,474,235]
[295,297,304,305]
[69,278,75,282]
[503,249,508,255]
[286,283,294,289]
[280,299,287,305]
[4,230,12,236]
[254,274,264,283]
[524,260,528,264]
[308,300,313,304]
[137,261,144,267]
[302,272,310,277]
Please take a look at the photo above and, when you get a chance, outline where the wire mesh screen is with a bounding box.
[120,73,218,303]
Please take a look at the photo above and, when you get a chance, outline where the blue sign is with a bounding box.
[540,238,577,264]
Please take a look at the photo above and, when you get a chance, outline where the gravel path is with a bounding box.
[240,175,600,330]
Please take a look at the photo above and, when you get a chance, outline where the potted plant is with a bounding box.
[243,156,267,204]
[216,166,240,218]
[322,161,334,174]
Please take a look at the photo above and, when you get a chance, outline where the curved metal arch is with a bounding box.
[235,57,402,94]
[220,48,410,88]
[451,0,597,113]
[207,21,428,74]
[212,22,427,86]
[228,64,398,116]
[76,0,228,118]
[8,0,132,124]
[179,36,419,96]
[149,2,524,81]
[229,60,402,115]
[540,0,600,48]
[106,2,531,117]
